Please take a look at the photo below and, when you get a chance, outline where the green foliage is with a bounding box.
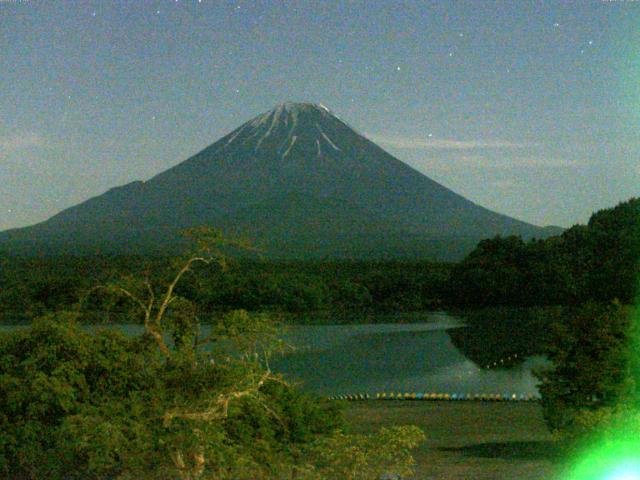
[0,313,344,479]
[1,230,425,478]
[303,425,426,480]
[536,302,637,437]
[0,314,161,479]
[0,258,451,323]
[448,306,562,368]
[448,235,576,306]
[0,316,422,478]
[448,197,640,307]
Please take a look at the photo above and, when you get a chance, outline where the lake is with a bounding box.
[272,312,547,397]
[0,311,547,398]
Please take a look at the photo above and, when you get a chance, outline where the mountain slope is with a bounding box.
[0,102,561,259]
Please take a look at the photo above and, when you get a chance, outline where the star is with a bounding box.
[459,33,464,37]
[448,52,454,57]
[91,11,96,17]
[553,22,560,28]
[396,66,401,71]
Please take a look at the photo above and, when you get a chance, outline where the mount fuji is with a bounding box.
[0,103,561,259]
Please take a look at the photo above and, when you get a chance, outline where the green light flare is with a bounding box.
[562,304,640,479]
[563,148,640,480]
[604,465,640,480]
[604,466,640,480]
[563,434,640,480]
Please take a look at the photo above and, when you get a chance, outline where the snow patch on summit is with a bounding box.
[255,106,284,151]
[224,102,347,155]
[316,123,341,151]
[226,123,249,146]
[282,135,297,158]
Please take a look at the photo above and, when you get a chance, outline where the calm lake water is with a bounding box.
[271,313,547,397]
[1,311,547,397]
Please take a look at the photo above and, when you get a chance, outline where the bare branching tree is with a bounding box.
[81,227,255,356]
[77,228,294,479]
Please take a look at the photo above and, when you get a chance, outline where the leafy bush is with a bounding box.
[537,302,638,438]
[1,230,425,478]
[0,314,346,479]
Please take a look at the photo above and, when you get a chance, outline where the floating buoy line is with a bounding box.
[327,392,539,402]
[482,352,530,369]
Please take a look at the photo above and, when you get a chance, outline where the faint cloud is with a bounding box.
[491,179,517,190]
[369,134,531,150]
[0,132,46,158]
[405,154,582,175]
[458,155,581,169]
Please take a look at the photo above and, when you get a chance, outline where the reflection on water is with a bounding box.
[271,313,549,396]
[0,312,549,397]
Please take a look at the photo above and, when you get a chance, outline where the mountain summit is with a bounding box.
[0,102,561,259]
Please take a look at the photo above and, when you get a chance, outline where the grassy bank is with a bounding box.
[344,401,558,480]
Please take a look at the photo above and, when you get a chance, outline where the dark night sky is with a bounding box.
[1,0,638,230]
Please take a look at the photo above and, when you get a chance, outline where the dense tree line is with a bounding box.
[0,258,451,323]
[523,201,640,469]
[447,198,640,307]
[1,198,637,325]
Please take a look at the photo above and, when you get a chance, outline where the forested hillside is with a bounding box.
[1,198,637,324]
[0,257,451,324]
[447,198,640,306]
